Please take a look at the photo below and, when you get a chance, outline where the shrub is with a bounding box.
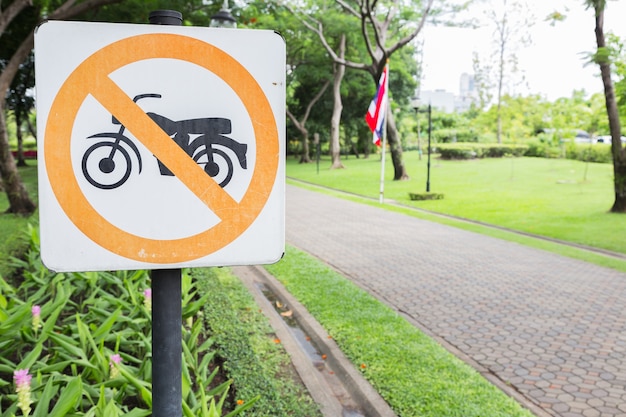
[432,128,479,143]
[196,268,321,417]
[0,229,255,417]
[437,143,528,160]
[565,142,612,163]
[524,139,563,159]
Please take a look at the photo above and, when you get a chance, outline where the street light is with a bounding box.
[210,0,237,28]
[412,100,432,192]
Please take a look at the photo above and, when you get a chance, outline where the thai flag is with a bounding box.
[365,65,388,146]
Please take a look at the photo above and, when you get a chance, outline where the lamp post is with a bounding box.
[411,98,423,161]
[210,0,237,28]
[412,101,432,192]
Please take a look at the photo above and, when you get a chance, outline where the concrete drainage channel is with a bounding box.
[233,265,397,417]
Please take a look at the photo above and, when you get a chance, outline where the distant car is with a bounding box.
[573,130,593,143]
[594,135,626,144]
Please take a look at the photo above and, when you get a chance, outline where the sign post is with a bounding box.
[148,11,183,417]
[35,11,285,416]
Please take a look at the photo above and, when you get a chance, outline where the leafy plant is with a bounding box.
[0,229,254,417]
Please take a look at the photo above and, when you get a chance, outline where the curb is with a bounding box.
[233,265,397,417]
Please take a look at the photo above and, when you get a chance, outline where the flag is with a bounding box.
[365,65,388,146]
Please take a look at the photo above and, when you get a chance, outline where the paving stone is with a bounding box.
[285,185,626,417]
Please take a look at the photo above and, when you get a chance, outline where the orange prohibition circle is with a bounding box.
[45,33,279,263]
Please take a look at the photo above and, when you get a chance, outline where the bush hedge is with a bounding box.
[524,140,612,163]
[437,143,529,160]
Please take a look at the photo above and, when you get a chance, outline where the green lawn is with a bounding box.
[0,163,38,277]
[266,246,535,417]
[287,153,626,254]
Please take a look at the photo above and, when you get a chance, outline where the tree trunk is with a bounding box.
[299,131,312,163]
[0,31,35,215]
[330,35,346,170]
[0,109,35,215]
[15,112,27,167]
[593,5,626,212]
[0,0,126,216]
[386,109,409,180]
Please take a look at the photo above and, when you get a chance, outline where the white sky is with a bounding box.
[419,0,626,101]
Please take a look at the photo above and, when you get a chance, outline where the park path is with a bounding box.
[284,184,626,417]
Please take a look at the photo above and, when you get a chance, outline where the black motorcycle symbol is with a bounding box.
[81,93,248,190]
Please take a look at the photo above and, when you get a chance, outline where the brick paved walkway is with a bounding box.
[285,184,626,417]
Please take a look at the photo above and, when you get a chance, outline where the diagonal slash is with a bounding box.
[91,76,239,217]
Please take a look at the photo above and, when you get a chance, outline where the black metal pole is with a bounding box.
[149,10,183,417]
[426,104,432,193]
[152,269,182,417]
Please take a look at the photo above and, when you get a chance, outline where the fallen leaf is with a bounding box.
[280,310,293,317]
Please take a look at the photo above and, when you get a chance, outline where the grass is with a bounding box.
[288,153,626,254]
[0,163,38,277]
[266,246,535,417]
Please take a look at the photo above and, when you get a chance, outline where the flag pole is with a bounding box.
[379,62,389,204]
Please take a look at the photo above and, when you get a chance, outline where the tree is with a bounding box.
[292,0,436,180]
[585,0,626,212]
[286,80,330,163]
[330,34,347,169]
[478,0,532,143]
[0,0,132,215]
[283,1,364,168]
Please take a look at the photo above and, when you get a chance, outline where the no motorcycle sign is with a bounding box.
[35,21,285,272]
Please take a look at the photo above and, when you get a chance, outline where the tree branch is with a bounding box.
[0,0,125,109]
[387,0,434,57]
[335,0,360,18]
[302,79,330,123]
[283,2,369,71]
[0,0,33,38]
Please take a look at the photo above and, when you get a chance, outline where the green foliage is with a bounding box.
[432,127,480,143]
[437,143,528,159]
[524,139,564,159]
[524,136,613,164]
[564,142,613,163]
[265,246,535,417]
[0,232,254,417]
[195,268,321,417]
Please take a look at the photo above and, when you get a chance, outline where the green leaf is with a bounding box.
[49,377,82,417]
[17,342,43,370]
[103,399,122,417]
[47,333,87,361]
[182,292,211,319]
[41,291,70,337]
[222,395,260,417]
[0,302,30,334]
[181,400,195,417]
[121,409,151,417]
[91,308,122,342]
[32,377,60,417]
[117,364,151,408]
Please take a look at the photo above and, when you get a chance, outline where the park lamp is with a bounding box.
[411,97,420,113]
[411,98,433,192]
[210,0,237,28]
